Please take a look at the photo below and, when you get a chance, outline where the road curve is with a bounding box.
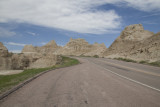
[0,57,160,107]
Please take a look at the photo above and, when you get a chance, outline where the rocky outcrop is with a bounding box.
[128,32,160,62]
[21,40,61,69]
[0,42,8,57]
[84,42,106,57]
[22,45,36,53]
[103,24,159,62]
[11,53,29,69]
[22,40,60,54]
[0,41,62,70]
[56,38,107,57]
[0,42,12,70]
[118,24,153,41]
[21,53,61,69]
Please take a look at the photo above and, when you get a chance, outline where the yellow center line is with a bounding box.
[97,59,160,77]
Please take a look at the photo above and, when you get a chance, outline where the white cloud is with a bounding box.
[0,27,16,37]
[27,32,38,36]
[141,13,160,18]
[5,42,26,46]
[9,50,21,53]
[57,44,64,47]
[0,0,121,34]
[142,21,158,25]
[0,0,159,34]
[41,42,47,45]
[123,0,160,12]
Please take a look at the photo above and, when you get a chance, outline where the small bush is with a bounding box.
[80,54,85,57]
[8,52,14,57]
[114,57,137,63]
[149,61,160,67]
[93,55,99,58]
[139,61,148,64]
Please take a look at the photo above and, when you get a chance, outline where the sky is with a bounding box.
[0,0,160,53]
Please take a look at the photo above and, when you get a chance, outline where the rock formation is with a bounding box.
[0,42,13,70]
[84,42,106,57]
[1,23,159,70]
[0,41,62,70]
[21,40,61,69]
[103,24,160,62]
[0,42,8,57]
[22,45,36,53]
[56,38,107,57]
[128,32,160,62]
[22,40,60,54]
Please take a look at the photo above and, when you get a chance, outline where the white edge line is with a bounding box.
[91,61,160,92]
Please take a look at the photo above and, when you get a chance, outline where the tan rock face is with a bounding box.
[22,53,62,69]
[11,54,29,70]
[84,43,106,57]
[0,57,12,70]
[37,40,59,54]
[0,40,62,70]
[128,32,160,62]
[0,42,8,57]
[56,38,107,57]
[104,24,160,62]
[22,40,59,54]
[21,40,61,69]
[118,24,154,41]
[0,42,12,70]
[22,45,36,53]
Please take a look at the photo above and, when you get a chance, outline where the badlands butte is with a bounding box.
[0,24,160,70]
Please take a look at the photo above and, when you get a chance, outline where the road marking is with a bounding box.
[97,59,160,77]
[91,61,160,92]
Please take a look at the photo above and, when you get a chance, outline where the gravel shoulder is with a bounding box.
[0,70,23,75]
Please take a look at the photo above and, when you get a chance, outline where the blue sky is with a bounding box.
[0,0,160,53]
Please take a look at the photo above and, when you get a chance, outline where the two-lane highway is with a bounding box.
[0,57,160,107]
[87,57,160,91]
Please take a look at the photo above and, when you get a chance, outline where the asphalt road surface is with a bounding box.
[0,57,160,107]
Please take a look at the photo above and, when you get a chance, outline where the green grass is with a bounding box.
[114,57,137,63]
[139,60,160,67]
[79,54,91,57]
[93,55,99,58]
[149,61,160,67]
[0,56,79,94]
[139,60,148,64]
[114,57,160,67]
[79,54,100,58]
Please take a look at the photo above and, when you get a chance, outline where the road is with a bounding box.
[0,57,160,107]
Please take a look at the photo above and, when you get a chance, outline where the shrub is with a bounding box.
[149,61,160,67]
[93,55,99,58]
[114,57,137,63]
[139,60,148,64]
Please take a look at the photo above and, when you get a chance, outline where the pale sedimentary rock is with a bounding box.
[0,41,62,70]
[103,24,160,62]
[56,38,107,57]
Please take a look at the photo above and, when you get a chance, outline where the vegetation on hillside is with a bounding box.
[114,57,137,63]
[114,57,160,67]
